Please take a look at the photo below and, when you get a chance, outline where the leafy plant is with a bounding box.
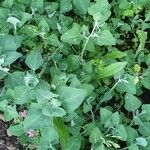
[0,0,150,150]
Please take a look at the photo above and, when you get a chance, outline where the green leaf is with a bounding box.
[97,30,116,46]
[4,105,19,121]
[88,0,111,21]
[58,86,87,112]
[80,84,94,96]
[139,122,150,136]
[42,106,66,117]
[23,103,52,130]
[105,50,127,59]
[31,0,43,12]
[0,34,22,52]
[143,137,150,150]
[145,54,150,65]
[84,39,95,52]
[5,71,25,89]
[5,89,14,100]
[54,118,69,149]
[52,74,67,89]
[142,104,150,113]
[66,136,81,150]
[20,25,38,38]
[25,50,43,71]
[136,137,148,147]
[0,100,8,112]
[116,75,136,94]
[124,93,141,112]
[98,62,127,78]
[70,77,81,88]
[38,17,49,32]
[112,124,127,141]
[95,145,105,150]
[2,0,14,8]
[128,144,139,150]
[100,90,113,103]
[19,12,32,27]
[73,0,90,15]
[60,0,72,13]
[36,89,56,104]
[141,76,150,90]
[136,30,147,56]
[61,23,82,45]
[100,108,112,124]
[89,127,103,144]
[83,102,92,113]
[39,127,59,149]
[47,34,60,47]
[24,72,39,88]
[6,16,21,33]
[14,86,32,104]
[0,70,7,79]
[3,52,22,66]
[126,126,138,145]
[34,80,51,92]
[141,104,150,121]
[45,2,58,13]
[105,112,120,128]
[67,54,80,72]
[7,124,24,136]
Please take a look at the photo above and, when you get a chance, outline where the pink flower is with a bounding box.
[27,129,36,138]
[19,110,27,118]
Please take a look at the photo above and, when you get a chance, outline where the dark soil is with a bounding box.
[0,117,22,150]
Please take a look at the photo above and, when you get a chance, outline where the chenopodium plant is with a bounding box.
[0,0,150,149]
[0,50,88,149]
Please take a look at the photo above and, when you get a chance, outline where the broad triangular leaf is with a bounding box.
[73,0,90,14]
[7,124,24,136]
[60,0,72,13]
[100,108,112,124]
[139,122,150,137]
[105,112,120,128]
[3,52,22,66]
[112,124,127,141]
[124,93,141,112]
[88,0,111,21]
[0,34,22,52]
[23,103,52,130]
[58,86,87,112]
[42,106,66,117]
[97,30,116,46]
[39,126,59,149]
[61,23,82,45]
[14,86,32,104]
[25,50,43,71]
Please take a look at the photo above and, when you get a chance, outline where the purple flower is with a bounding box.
[19,110,27,118]
[27,129,36,138]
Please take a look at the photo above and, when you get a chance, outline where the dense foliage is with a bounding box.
[0,0,150,149]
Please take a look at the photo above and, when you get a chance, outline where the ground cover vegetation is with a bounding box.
[0,0,150,149]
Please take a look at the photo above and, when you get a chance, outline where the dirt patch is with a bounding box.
[0,118,22,150]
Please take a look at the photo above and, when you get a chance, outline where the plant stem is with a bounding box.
[80,21,97,63]
[91,109,95,122]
